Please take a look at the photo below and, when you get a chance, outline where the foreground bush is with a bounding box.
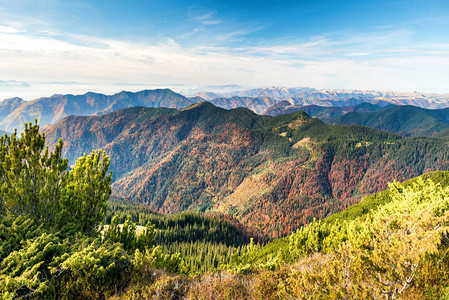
[0,124,186,298]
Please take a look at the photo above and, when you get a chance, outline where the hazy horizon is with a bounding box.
[5,84,449,103]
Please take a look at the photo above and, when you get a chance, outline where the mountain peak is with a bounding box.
[1,97,24,104]
[181,101,219,112]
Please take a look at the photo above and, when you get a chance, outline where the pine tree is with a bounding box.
[0,122,67,223]
[59,151,112,233]
[0,122,112,234]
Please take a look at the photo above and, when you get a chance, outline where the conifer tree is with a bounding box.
[0,122,112,234]
[0,122,67,223]
[59,150,112,233]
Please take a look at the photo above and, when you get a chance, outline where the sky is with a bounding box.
[0,0,449,100]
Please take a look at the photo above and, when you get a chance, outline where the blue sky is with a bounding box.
[0,0,448,99]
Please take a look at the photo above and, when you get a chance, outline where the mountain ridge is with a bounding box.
[263,101,389,118]
[329,105,449,136]
[0,89,194,132]
[4,86,449,134]
[44,103,449,237]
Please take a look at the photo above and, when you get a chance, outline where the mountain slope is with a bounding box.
[44,103,449,237]
[0,97,25,119]
[0,89,193,132]
[263,101,389,118]
[330,105,449,136]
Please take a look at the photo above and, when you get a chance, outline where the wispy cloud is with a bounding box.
[0,23,448,100]
[188,9,222,25]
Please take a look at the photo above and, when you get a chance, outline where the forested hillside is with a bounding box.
[106,198,266,274]
[263,101,388,117]
[111,171,449,299]
[330,105,449,136]
[44,103,449,237]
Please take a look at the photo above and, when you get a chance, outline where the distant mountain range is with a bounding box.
[43,102,449,237]
[2,86,449,133]
[188,86,449,109]
[208,96,276,114]
[0,89,193,132]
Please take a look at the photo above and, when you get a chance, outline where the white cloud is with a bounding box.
[0,25,21,33]
[0,25,448,100]
[188,9,222,25]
